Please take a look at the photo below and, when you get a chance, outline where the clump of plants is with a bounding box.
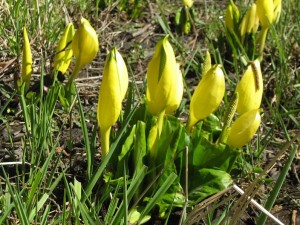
[3,0,284,223]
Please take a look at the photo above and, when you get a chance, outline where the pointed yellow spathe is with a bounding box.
[97,48,128,158]
[227,109,261,148]
[54,23,75,74]
[188,64,225,130]
[165,63,183,114]
[21,27,32,84]
[236,60,263,115]
[225,0,240,34]
[70,18,99,82]
[239,3,259,41]
[256,0,274,29]
[146,36,183,116]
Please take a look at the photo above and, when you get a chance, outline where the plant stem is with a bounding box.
[100,127,111,160]
[66,61,80,89]
[258,28,268,58]
[157,110,165,137]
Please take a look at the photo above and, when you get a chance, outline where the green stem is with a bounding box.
[100,127,111,160]
[149,111,165,161]
[148,111,165,189]
[157,110,165,137]
[186,116,195,134]
[66,61,81,89]
[258,28,269,58]
[19,84,30,134]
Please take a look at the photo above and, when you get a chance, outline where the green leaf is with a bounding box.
[139,173,178,221]
[76,87,92,180]
[150,116,187,217]
[189,168,232,203]
[28,193,49,222]
[116,125,136,177]
[128,207,151,224]
[201,114,222,137]
[133,121,147,172]
[190,136,240,172]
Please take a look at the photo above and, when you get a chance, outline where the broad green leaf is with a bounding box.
[189,168,232,203]
[116,125,136,177]
[190,136,240,172]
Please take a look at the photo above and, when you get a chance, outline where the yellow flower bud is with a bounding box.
[256,0,274,29]
[146,36,183,116]
[227,109,261,148]
[182,0,194,8]
[54,23,75,74]
[165,64,183,114]
[239,3,259,41]
[70,18,99,82]
[236,60,263,115]
[188,65,225,130]
[21,27,32,85]
[97,48,128,158]
[225,0,240,33]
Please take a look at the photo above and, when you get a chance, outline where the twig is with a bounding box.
[227,130,300,225]
[232,184,284,225]
[0,161,31,166]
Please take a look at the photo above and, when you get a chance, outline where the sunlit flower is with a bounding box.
[21,27,32,87]
[69,18,99,83]
[239,3,259,41]
[256,0,274,29]
[236,60,263,115]
[226,109,261,148]
[97,47,128,158]
[225,0,240,34]
[146,35,183,116]
[54,23,75,74]
[187,64,225,131]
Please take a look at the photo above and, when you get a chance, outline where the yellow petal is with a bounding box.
[97,48,128,130]
[247,3,259,34]
[256,0,274,28]
[225,0,240,33]
[165,64,183,114]
[189,65,225,128]
[236,60,263,115]
[239,3,259,40]
[54,23,75,74]
[72,18,99,72]
[22,27,32,83]
[227,109,261,148]
[239,9,249,41]
[146,36,182,116]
